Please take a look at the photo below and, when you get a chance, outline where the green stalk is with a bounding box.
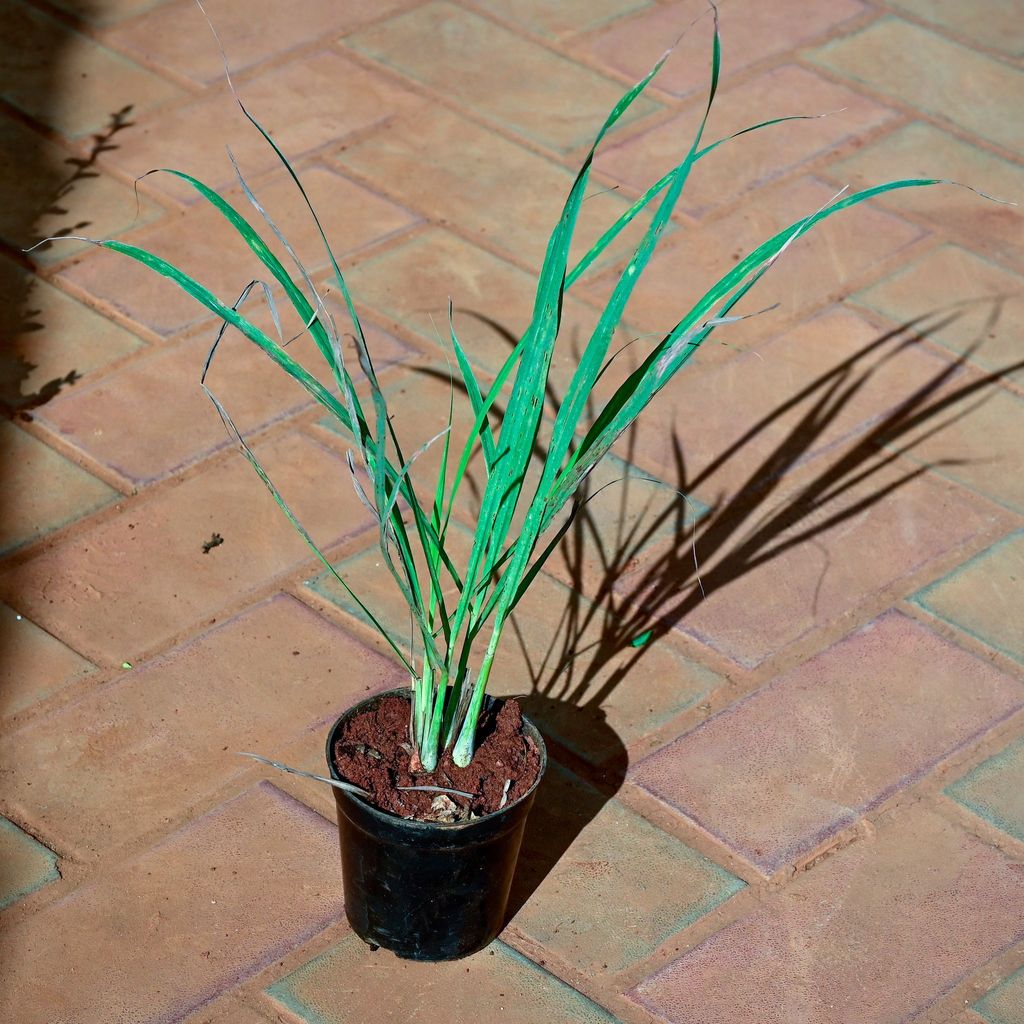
[451,622,503,766]
[420,684,449,772]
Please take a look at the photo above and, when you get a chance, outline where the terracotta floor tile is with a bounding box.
[0,817,60,911]
[853,243,1024,386]
[0,784,342,1024]
[828,122,1024,268]
[345,228,523,356]
[888,0,1024,58]
[579,0,866,99]
[58,165,418,338]
[881,373,1024,514]
[513,764,743,972]
[595,64,898,217]
[0,603,96,718]
[0,0,182,139]
[809,18,1024,157]
[315,357,496,494]
[975,966,1024,1024]
[946,736,1024,843]
[1,431,372,664]
[630,806,1024,1024]
[341,227,632,389]
[497,572,723,765]
[103,0,409,85]
[345,1,660,153]
[36,317,406,484]
[106,50,422,199]
[0,421,116,556]
[632,612,1024,873]
[913,529,1024,665]
[331,101,652,272]
[473,0,650,39]
[303,529,465,657]
[0,114,162,266]
[183,997,275,1024]
[267,933,617,1023]
[583,175,925,343]
[0,594,402,858]
[617,447,1009,668]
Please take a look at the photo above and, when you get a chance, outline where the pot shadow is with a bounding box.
[446,296,1024,927]
[504,698,627,922]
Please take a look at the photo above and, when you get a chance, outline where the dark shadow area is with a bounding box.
[0,3,136,968]
[0,104,134,417]
[504,717,626,922]
[488,297,1023,921]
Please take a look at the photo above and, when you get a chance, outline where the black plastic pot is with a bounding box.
[325,688,547,961]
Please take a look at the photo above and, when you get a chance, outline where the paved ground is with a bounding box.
[1,0,1023,1021]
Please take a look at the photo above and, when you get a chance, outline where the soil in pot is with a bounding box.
[331,694,541,822]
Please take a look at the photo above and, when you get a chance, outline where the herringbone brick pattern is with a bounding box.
[1,1,1022,1021]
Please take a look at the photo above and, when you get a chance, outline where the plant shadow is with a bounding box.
[480,294,1023,926]
[1,105,135,418]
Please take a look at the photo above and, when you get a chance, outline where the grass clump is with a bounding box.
[51,9,961,772]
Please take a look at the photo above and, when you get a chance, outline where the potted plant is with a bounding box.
[43,8,976,960]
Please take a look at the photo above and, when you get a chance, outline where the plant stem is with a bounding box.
[451,621,503,767]
[420,680,448,772]
[413,661,432,752]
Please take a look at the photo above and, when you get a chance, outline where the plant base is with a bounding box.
[332,691,541,820]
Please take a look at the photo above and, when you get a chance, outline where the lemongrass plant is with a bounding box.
[57,11,967,773]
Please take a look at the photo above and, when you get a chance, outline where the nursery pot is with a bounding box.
[325,688,547,961]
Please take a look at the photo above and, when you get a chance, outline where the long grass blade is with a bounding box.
[238,752,371,797]
[565,110,844,290]
[547,178,945,518]
[201,381,414,673]
[445,41,676,710]
[199,9,464,635]
[448,36,687,765]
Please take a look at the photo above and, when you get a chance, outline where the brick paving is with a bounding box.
[0,1,1022,1021]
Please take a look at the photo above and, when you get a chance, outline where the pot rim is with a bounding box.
[325,686,547,832]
